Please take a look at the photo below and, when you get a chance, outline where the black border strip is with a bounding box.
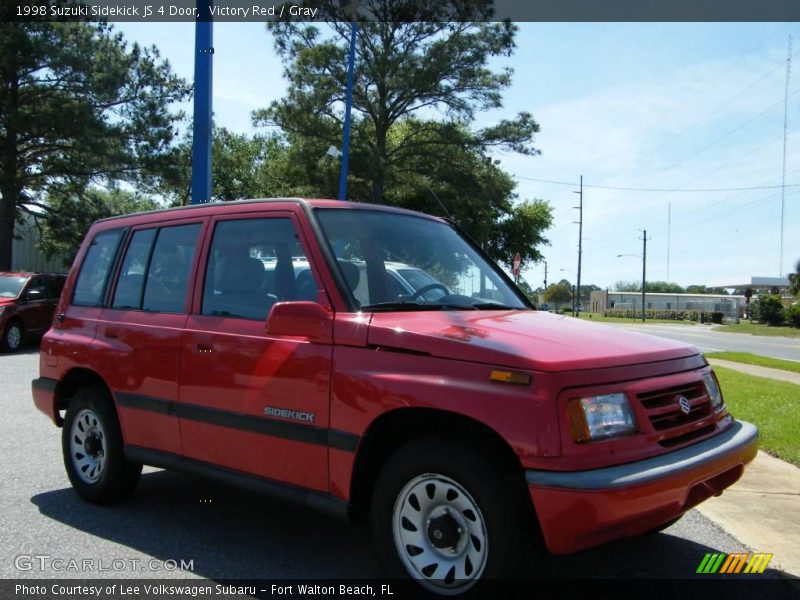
[116,392,359,452]
[32,377,58,393]
[124,445,350,520]
[9,1,800,23]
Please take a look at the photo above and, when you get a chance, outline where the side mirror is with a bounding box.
[265,301,332,342]
[25,289,44,301]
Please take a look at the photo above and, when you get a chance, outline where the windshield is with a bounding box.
[315,209,528,311]
[0,275,29,299]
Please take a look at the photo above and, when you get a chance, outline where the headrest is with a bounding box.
[215,256,265,294]
[337,259,361,291]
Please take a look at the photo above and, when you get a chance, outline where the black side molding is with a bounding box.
[116,392,360,452]
[124,445,350,522]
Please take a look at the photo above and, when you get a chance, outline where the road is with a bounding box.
[606,323,800,361]
[1,346,796,598]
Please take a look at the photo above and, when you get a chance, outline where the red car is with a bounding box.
[0,271,66,352]
[32,199,757,593]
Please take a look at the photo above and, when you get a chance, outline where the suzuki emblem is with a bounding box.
[677,395,691,415]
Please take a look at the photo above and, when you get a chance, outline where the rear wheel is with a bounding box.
[62,386,141,503]
[370,438,538,594]
[2,320,23,352]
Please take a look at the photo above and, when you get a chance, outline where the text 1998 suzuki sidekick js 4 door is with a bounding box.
[33,199,758,594]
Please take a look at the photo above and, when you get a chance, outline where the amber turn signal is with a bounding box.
[489,370,531,385]
[567,398,592,443]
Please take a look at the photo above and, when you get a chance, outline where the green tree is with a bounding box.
[0,18,189,269]
[38,188,159,266]
[543,282,573,310]
[754,295,785,326]
[788,258,800,297]
[256,4,539,204]
[515,279,538,305]
[685,285,730,295]
[256,9,552,267]
[614,280,685,293]
[165,127,294,206]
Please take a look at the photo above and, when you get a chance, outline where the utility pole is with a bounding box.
[338,20,358,201]
[640,230,650,322]
[780,34,792,275]
[573,175,583,318]
[543,260,548,290]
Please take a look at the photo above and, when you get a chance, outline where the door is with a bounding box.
[18,275,52,335]
[98,221,204,455]
[178,212,333,492]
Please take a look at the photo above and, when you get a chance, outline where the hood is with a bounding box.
[367,310,698,372]
[0,298,17,307]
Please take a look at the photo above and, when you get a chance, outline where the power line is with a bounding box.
[589,33,800,188]
[581,166,800,255]
[516,177,800,193]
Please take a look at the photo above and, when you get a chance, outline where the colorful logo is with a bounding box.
[696,552,773,574]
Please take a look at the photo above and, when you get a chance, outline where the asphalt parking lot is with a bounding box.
[1,344,797,598]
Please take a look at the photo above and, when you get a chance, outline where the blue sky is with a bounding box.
[116,21,800,290]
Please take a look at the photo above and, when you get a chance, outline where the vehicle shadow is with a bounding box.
[31,470,795,593]
[1,343,41,356]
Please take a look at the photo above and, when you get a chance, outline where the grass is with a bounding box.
[715,366,800,467]
[713,320,800,338]
[576,314,695,325]
[705,352,800,375]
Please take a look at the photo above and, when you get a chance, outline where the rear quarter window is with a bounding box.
[72,229,124,307]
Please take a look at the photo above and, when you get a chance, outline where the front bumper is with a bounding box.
[526,420,758,554]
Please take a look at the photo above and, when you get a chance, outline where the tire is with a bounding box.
[370,437,538,595]
[62,386,142,504]
[2,320,23,353]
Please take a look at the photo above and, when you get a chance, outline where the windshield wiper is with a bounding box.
[360,301,475,312]
[470,303,528,310]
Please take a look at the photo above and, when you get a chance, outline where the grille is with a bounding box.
[637,381,713,447]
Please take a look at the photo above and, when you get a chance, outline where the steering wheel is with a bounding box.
[407,282,449,301]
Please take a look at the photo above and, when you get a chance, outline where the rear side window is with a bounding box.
[142,224,201,313]
[72,229,124,307]
[112,229,157,309]
[110,224,200,313]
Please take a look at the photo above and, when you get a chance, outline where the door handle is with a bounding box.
[196,343,214,353]
[105,326,119,339]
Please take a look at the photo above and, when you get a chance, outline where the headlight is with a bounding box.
[703,372,724,410]
[567,392,637,442]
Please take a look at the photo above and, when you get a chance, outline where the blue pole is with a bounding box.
[191,2,213,204]
[338,21,357,201]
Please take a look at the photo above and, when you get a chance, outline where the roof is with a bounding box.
[97,198,444,224]
[712,276,791,289]
[604,291,744,300]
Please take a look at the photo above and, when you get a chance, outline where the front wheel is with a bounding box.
[62,386,141,503]
[370,438,538,594]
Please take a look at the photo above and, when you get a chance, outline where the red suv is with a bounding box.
[1,271,66,352]
[33,199,757,593]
